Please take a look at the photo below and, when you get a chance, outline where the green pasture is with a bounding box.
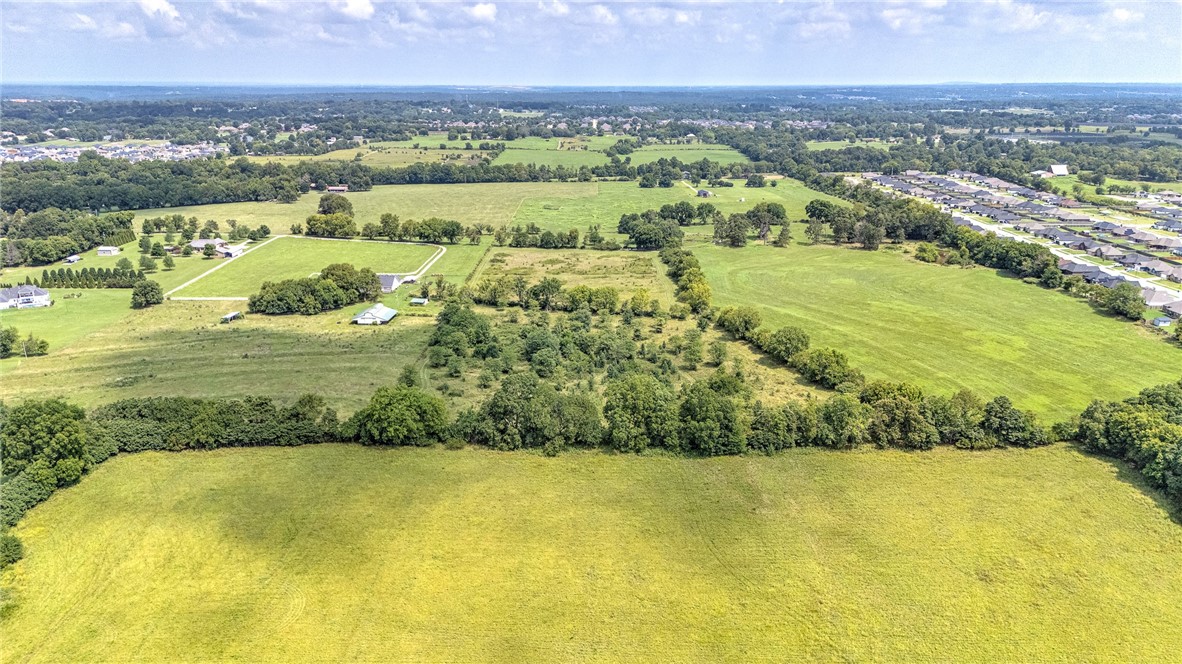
[806,140,891,151]
[173,237,439,298]
[131,179,846,242]
[1051,173,1180,197]
[3,444,1179,662]
[0,299,435,412]
[693,240,1182,421]
[627,144,751,166]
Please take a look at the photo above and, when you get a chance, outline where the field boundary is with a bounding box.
[167,235,445,301]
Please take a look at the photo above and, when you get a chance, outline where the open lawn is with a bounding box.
[0,290,132,376]
[173,237,439,298]
[0,299,435,412]
[1051,173,1180,197]
[3,444,1180,662]
[247,146,485,168]
[693,240,1182,421]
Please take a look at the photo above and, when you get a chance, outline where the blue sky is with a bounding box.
[2,1,1180,85]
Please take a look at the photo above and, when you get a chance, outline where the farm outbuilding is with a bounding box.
[352,303,398,325]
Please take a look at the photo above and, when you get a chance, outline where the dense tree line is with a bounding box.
[1070,379,1182,512]
[35,262,144,289]
[247,263,380,315]
[1,208,135,266]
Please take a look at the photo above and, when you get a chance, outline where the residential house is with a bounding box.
[1142,287,1182,309]
[0,285,52,310]
[190,238,227,251]
[1163,300,1182,318]
[1147,237,1182,251]
[378,274,402,293]
[1090,245,1125,260]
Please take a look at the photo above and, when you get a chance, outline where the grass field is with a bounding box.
[173,237,439,298]
[1050,173,1180,197]
[470,248,674,304]
[3,444,1179,662]
[693,240,1181,421]
[0,291,132,377]
[131,179,846,241]
[806,140,892,151]
[0,299,435,412]
[247,146,485,168]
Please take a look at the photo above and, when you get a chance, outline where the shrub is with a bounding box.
[130,280,164,309]
[349,387,448,447]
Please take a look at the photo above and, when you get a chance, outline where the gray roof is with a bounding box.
[0,285,50,300]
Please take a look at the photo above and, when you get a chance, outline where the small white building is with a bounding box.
[96,246,120,256]
[221,244,247,259]
[352,303,397,325]
[64,254,82,264]
[1048,164,1070,176]
[0,285,52,310]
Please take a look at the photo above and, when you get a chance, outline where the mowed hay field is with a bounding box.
[694,240,1182,421]
[4,445,1180,662]
[133,179,847,240]
[0,299,435,412]
[173,237,439,297]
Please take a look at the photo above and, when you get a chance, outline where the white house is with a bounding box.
[351,303,397,325]
[96,246,120,256]
[0,285,52,310]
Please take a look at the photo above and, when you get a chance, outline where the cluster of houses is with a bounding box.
[0,285,52,310]
[0,141,225,164]
[188,238,246,258]
[865,169,1182,318]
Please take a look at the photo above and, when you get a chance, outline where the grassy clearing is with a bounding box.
[628,144,750,165]
[1050,173,1180,197]
[470,248,674,304]
[174,237,438,298]
[806,140,892,151]
[247,146,486,168]
[693,240,1181,421]
[4,444,1179,662]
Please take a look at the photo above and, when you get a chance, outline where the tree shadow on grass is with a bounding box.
[1068,442,1181,526]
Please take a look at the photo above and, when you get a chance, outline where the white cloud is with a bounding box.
[138,0,181,22]
[538,1,569,17]
[104,21,144,40]
[467,3,497,23]
[68,13,98,32]
[1109,7,1143,23]
[332,0,375,21]
[589,4,618,26]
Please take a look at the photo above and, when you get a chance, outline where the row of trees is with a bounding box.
[247,263,381,315]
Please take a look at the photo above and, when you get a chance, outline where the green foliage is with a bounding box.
[0,398,88,485]
[603,373,679,453]
[349,387,449,447]
[1104,282,1146,320]
[129,280,164,309]
[1072,379,1182,510]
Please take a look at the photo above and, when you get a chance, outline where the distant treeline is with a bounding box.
[1,208,136,266]
[0,150,752,214]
